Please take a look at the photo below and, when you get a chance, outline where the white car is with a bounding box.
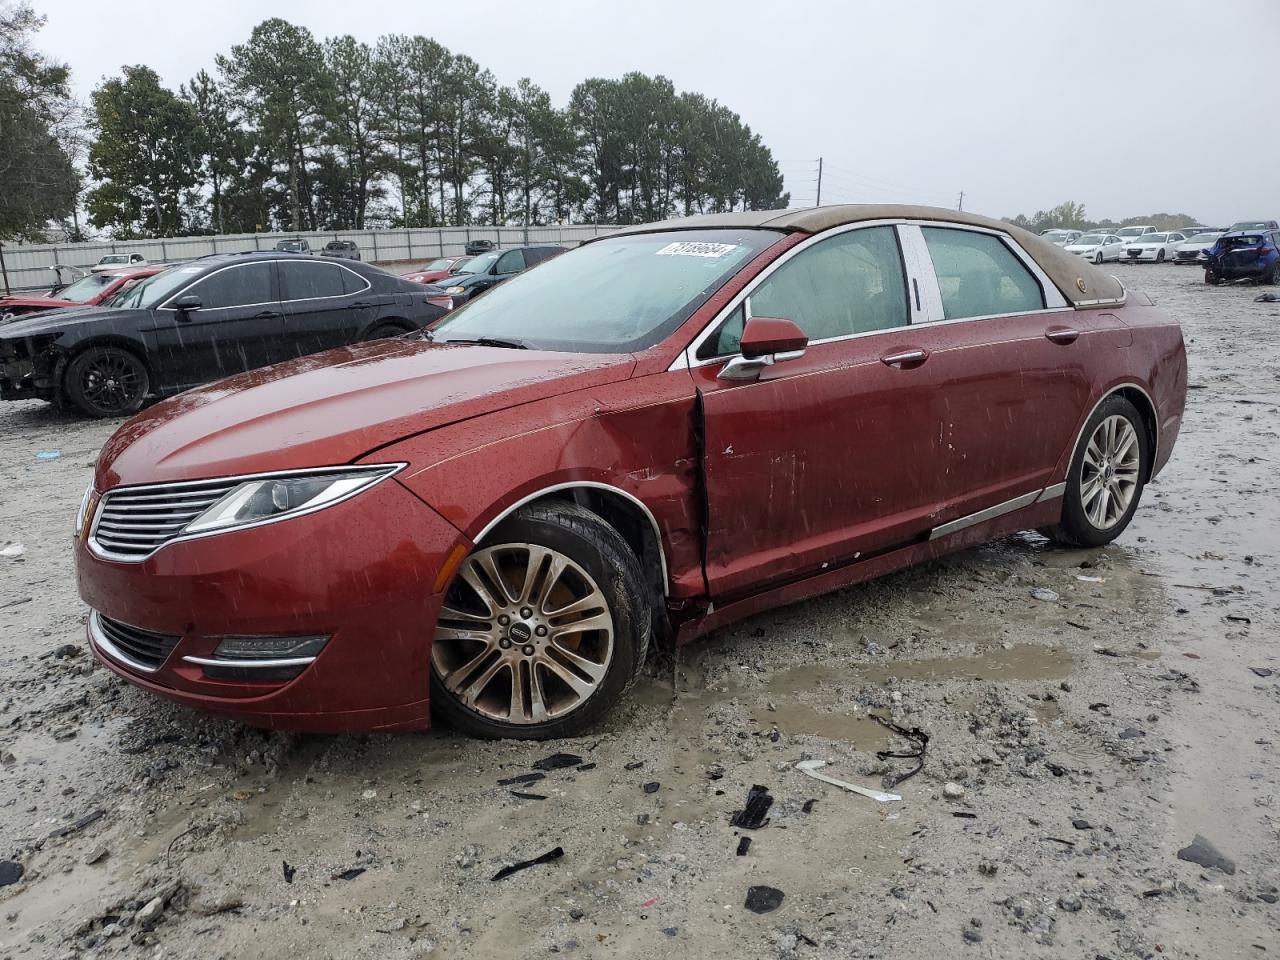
[90,252,147,273]
[1122,232,1187,263]
[1174,231,1223,264]
[1113,225,1158,245]
[1064,233,1125,264]
[1040,229,1083,247]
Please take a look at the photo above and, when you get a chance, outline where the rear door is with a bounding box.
[278,260,378,358]
[906,224,1092,524]
[694,224,949,598]
[151,261,283,388]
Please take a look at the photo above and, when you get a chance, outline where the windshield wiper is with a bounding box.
[443,336,529,349]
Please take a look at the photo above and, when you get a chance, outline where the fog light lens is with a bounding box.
[211,635,329,661]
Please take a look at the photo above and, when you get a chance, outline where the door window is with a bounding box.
[185,262,274,309]
[340,267,369,295]
[495,250,526,275]
[281,261,347,300]
[699,226,908,358]
[921,228,1045,320]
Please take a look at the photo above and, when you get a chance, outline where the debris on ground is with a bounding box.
[642,781,660,794]
[0,542,23,560]
[532,752,584,771]
[1177,835,1237,875]
[47,808,104,839]
[511,790,547,801]
[1030,588,1059,602]
[497,772,546,786]
[744,885,785,914]
[729,784,774,829]
[795,760,901,803]
[736,837,752,856]
[1249,667,1273,678]
[491,846,564,881]
[0,861,23,886]
[282,861,296,884]
[333,867,366,881]
[871,714,929,786]
[35,450,61,460]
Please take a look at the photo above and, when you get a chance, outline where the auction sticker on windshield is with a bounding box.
[655,241,739,258]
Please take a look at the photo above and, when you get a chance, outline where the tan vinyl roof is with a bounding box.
[597,204,1124,308]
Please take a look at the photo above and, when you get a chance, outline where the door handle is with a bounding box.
[880,348,929,368]
[252,310,282,320]
[1045,326,1080,345]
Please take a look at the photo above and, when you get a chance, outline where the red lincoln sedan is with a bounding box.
[76,206,1186,738]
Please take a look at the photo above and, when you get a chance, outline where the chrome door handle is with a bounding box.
[1045,326,1080,344]
[880,348,928,367]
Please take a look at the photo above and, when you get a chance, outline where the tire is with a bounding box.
[1156,249,1165,263]
[1093,252,1103,265]
[63,345,150,418]
[1041,395,1150,548]
[1265,262,1280,285]
[1205,269,1219,285]
[429,500,651,740]
[361,322,410,342]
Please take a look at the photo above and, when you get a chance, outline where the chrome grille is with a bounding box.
[91,478,239,560]
[96,614,181,671]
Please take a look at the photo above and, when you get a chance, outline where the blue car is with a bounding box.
[1204,230,1280,285]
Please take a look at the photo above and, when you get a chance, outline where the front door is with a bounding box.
[692,225,947,599]
[150,261,283,389]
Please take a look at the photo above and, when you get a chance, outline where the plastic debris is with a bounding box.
[510,791,547,801]
[744,885,785,914]
[282,861,296,884]
[0,542,23,560]
[1250,667,1274,678]
[0,861,23,887]
[736,836,752,856]
[871,715,929,787]
[333,867,366,881]
[1255,292,1279,302]
[802,799,817,814]
[48,809,104,839]
[491,846,564,881]
[1030,587,1060,602]
[729,784,774,829]
[642,781,660,794]
[532,752,583,771]
[1177,835,1236,875]
[497,772,545,786]
[795,760,902,803]
[624,760,644,770]
[35,450,61,460]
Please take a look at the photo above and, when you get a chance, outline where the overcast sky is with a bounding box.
[35,0,1280,225]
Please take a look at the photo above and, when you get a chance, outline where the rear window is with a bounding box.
[921,228,1045,320]
[1222,235,1264,249]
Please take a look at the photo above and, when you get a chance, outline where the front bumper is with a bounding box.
[0,354,52,402]
[77,476,470,732]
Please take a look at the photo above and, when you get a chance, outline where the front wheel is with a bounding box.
[429,501,651,739]
[1205,269,1219,285]
[1041,396,1150,548]
[63,345,150,418]
[1093,251,1103,265]
[1156,249,1166,263]
[1265,262,1280,285]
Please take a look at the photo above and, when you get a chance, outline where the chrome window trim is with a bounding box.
[673,218,1077,371]
[158,261,278,313]
[88,610,163,674]
[279,261,372,303]
[87,463,406,563]
[473,481,670,593]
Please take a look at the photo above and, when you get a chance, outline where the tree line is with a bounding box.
[1003,200,1204,235]
[1,7,790,241]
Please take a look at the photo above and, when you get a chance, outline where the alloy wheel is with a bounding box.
[1080,415,1141,530]
[431,543,615,725]
[80,353,144,413]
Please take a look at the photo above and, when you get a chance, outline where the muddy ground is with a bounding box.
[1,263,1277,959]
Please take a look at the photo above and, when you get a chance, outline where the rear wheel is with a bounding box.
[64,345,149,418]
[1041,396,1150,548]
[429,501,651,739]
[1265,262,1280,285]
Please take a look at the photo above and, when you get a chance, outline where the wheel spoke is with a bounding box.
[460,559,506,615]
[544,590,605,620]
[454,655,509,706]
[548,640,609,683]
[536,653,596,700]
[508,659,528,721]
[534,554,570,613]
[515,545,552,605]
[438,604,494,626]
[440,644,499,695]
[474,550,517,605]
[551,610,612,639]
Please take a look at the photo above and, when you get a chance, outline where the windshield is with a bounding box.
[1117,227,1147,238]
[1042,231,1071,239]
[449,257,472,273]
[1230,222,1269,231]
[456,252,499,276]
[422,258,452,271]
[109,265,196,309]
[97,255,129,265]
[431,229,777,352]
[1139,234,1169,243]
[55,273,114,303]
[1188,233,1219,243]
[1075,235,1106,245]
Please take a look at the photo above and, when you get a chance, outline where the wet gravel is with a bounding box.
[1,262,1278,958]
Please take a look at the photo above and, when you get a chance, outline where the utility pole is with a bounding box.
[815,157,823,208]
[957,190,965,212]
[0,242,9,296]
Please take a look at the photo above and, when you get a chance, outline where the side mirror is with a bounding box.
[719,316,808,382]
[174,295,202,314]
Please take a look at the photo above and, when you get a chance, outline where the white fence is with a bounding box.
[0,224,619,293]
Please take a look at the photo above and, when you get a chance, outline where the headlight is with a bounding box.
[75,483,97,538]
[445,286,466,295]
[182,465,403,536]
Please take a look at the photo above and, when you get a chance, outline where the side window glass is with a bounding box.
[749,226,908,341]
[282,262,346,300]
[496,250,526,275]
[698,304,745,360]
[340,268,368,295]
[186,262,273,309]
[920,228,1045,320]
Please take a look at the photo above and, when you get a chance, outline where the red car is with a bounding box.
[404,256,472,285]
[75,206,1186,738]
[0,265,164,320]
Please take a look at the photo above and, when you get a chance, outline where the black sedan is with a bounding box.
[442,245,566,305]
[0,252,452,417]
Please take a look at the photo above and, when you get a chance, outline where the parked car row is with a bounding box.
[0,253,453,417]
[0,264,163,322]
[404,244,567,307]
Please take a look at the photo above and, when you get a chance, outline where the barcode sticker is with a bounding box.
[655,241,738,258]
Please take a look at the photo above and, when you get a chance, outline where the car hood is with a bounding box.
[0,305,133,336]
[0,295,71,310]
[96,338,638,489]
[1064,244,1098,252]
